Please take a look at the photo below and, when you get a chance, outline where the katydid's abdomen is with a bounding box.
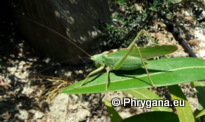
[91,50,145,70]
[103,55,144,70]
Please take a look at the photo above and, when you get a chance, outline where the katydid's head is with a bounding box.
[91,51,108,68]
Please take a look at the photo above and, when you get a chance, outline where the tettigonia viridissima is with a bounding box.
[27,18,178,93]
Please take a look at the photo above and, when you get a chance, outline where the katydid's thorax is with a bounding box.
[91,49,146,70]
[91,51,108,68]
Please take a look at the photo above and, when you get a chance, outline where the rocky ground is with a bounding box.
[1,6,205,122]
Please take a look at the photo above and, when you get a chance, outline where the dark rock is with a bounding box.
[12,0,112,64]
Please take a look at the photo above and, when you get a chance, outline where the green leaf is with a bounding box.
[168,85,195,122]
[104,98,123,122]
[191,81,205,121]
[123,89,170,112]
[122,111,179,122]
[60,58,205,94]
[191,81,205,110]
[194,109,205,118]
[108,45,178,58]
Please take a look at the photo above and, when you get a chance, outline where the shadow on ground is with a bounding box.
[0,1,95,121]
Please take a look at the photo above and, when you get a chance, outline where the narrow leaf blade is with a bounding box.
[194,109,205,118]
[191,81,205,121]
[168,85,195,122]
[191,81,205,110]
[104,98,123,122]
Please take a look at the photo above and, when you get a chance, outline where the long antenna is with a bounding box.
[25,17,91,57]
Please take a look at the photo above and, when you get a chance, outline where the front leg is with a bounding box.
[75,64,105,89]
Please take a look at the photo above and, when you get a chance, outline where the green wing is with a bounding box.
[107,45,178,58]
